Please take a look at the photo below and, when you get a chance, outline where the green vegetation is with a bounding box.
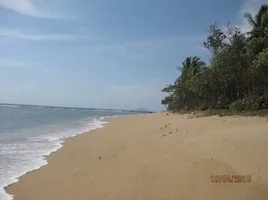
[162,4,268,113]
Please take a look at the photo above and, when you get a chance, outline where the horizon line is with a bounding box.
[0,102,154,113]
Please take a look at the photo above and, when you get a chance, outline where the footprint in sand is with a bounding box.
[160,124,174,137]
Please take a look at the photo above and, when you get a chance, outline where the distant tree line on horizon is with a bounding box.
[161,4,268,112]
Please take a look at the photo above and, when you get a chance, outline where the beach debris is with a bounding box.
[187,115,194,119]
[161,134,166,137]
[210,157,216,161]
[169,132,172,134]
[98,156,102,160]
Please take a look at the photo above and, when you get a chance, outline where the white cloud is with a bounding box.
[0,29,79,41]
[0,0,60,18]
[0,58,59,72]
[0,59,27,68]
[237,0,267,33]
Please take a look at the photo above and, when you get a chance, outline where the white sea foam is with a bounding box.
[99,115,119,120]
[93,109,109,112]
[99,113,146,121]
[0,117,108,200]
[114,110,124,113]
[53,107,63,110]
[0,105,20,108]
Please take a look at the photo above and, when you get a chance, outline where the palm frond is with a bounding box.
[244,12,257,27]
[256,5,268,26]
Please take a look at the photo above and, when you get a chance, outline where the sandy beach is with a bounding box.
[6,113,268,200]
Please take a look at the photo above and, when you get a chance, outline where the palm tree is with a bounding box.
[177,57,206,83]
[244,4,268,38]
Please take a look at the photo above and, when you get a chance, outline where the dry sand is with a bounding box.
[6,113,268,200]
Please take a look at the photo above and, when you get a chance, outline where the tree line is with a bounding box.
[161,4,268,112]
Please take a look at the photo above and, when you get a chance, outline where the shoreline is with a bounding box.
[6,113,268,200]
[1,115,113,200]
[3,114,129,186]
[2,114,141,200]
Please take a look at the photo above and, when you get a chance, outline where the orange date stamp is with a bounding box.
[211,175,251,183]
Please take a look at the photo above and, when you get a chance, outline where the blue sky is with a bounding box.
[0,0,266,111]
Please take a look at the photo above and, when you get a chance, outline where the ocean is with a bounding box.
[0,104,147,200]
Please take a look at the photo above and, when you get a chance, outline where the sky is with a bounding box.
[0,0,266,111]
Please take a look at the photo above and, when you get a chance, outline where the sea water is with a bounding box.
[0,104,146,200]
